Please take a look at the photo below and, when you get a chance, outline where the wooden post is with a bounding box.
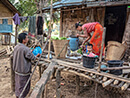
[44,84,48,98]
[42,89,44,98]
[10,55,15,92]
[39,65,42,78]
[56,69,61,98]
[95,83,98,98]
[48,0,53,60]
[52,67,57,79]
[60,10,63,37]
[76,75,80,95]
[98,27,106,72]
[15,25,18,45]
[9,33,11,46]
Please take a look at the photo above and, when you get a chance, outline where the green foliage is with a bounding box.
[9,0,37,16]
[9,0,60,31]
[77,48,83,54]
[60,37,67,40]
[51,37,67,40]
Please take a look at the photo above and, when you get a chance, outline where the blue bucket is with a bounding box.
[68,37,79,51]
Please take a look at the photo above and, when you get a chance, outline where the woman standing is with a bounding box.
[75,22,104,56]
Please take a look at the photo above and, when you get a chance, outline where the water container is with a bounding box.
[107,60,123,75]
[86,45,88,53]
[83,55,97,69]
[68,37,79,51]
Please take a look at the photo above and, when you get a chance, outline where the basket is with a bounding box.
[105,41,127,61]
[53,40,69,58]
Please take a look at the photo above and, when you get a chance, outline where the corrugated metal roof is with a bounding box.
[43,0,88,10]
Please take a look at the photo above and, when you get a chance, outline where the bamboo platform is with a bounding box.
[30,57,130,98]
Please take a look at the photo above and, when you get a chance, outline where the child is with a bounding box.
[86,43,98,57]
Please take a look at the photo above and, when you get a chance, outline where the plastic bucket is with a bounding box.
[107,60,123,75]
[68,37,79,51]
[83,55,97,68]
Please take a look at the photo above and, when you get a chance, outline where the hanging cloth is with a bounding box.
[13,13,20,25]
[28,16,36,34]
[13,13,28,25]
[37,16,43,35]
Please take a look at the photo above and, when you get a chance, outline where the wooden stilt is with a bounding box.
[76,75,80,95]
[95,83,98,98]
[10,55,15,92]
[39,65,42,78]
[42,89,44,98]
[52,67,57,79]
[56,69,61,98]
[45,84,48,98]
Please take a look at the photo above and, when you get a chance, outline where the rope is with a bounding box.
[19,37,49,98]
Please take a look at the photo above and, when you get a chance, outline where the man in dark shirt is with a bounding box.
[13,33,40,98]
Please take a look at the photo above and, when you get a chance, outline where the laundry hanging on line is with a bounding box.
[13,13,28,25]
[37,16,43,35]
[28,16,36,34]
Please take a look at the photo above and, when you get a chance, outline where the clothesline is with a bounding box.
[0,16,30,20]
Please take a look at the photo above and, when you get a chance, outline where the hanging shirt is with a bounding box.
[37,16,43,35]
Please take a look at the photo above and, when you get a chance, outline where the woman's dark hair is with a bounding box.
[18,33,27,43]
[75,22,82,28]
[87,43,93,47]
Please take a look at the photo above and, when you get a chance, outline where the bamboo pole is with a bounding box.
[98,27,106,72]
[101,66,130,70]
[121,83,130,90]
[102,79,114,87]
[15,25,18,45]
[48,0,53,60]
[10,55,15,92]
[113,75,123,85]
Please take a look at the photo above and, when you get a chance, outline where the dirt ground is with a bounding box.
[0,46,130,98]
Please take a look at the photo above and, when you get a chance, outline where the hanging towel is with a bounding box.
[13,13,20,25]
[28,16,36,34]
[37,16,43,35]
